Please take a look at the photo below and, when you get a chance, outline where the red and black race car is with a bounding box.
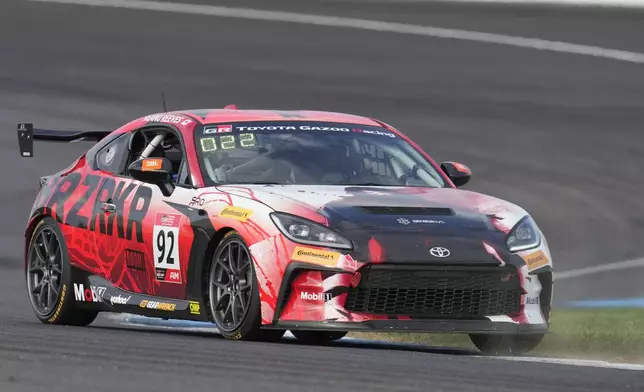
[18,107,553,354]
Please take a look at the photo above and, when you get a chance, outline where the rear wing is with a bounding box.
[17,123,112,157]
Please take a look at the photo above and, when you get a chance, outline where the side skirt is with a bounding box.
[69,268,211,322]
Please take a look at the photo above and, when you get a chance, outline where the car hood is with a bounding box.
[220,185,529,264]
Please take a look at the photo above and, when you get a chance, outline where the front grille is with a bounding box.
[359,206,454,216]
[345,265,521,318]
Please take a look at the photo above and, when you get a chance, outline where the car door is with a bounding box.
[93,126,197,300]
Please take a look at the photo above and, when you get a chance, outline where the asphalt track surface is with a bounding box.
[1,0,644,390]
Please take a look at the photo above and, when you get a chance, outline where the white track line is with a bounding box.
[30,0,644,64]
[397,0,644,7]
[555,257,644,280]
[492,356,644,371]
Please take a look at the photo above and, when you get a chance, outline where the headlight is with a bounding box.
[270,212,353,250]
[506,216,541,252]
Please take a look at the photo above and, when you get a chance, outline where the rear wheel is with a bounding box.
[208,231,285,341]
[26,217,98,326]
[469,334,545,356]
[291,330,348,344]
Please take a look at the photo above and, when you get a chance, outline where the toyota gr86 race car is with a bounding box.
[18,108,553,355]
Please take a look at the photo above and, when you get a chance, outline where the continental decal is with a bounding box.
[48,284,66,323]
[522,250,549,271]
[220,206,253,222]
[291,246,341,267]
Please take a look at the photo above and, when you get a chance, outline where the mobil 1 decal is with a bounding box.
[43,172,152,243]
[153,213,182,284]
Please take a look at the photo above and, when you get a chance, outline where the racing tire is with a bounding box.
[207,231,285,342]
[291,330,348,344]
[469,333,545,356]
[26,217,99,326]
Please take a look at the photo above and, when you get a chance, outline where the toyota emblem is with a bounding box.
[429,247,450,258]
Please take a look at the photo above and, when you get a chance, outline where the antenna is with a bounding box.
[161,91,168,112]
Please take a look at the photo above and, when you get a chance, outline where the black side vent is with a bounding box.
[360,206,455,216]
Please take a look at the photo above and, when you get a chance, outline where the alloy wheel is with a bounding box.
[27,226,64,315]
[209,239,253,331]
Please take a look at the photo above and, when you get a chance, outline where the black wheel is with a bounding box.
[291,330,348,344]
[26,217,98,326]
[469,333,545,356]
[207,231,285,341]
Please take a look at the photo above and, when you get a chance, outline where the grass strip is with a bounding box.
[348,308,644,363]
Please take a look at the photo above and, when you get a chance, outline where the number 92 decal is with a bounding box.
[153,213,182,284]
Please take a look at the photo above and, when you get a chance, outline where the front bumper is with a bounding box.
[269,260,553,334]
[271,319,549,335]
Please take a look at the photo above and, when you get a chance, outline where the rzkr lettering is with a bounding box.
[44,173,152,244]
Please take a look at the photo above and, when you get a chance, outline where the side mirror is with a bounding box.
[128,158,175,196]
[440,161,472,187]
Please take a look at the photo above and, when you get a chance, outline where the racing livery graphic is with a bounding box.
[18,108,553,355]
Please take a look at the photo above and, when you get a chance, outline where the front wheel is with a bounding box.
[291,330,348,344]
[469,334,545,356]
[26,217,98,326]
[207,231,285,341]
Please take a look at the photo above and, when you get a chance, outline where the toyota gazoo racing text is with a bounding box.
[18,108,553,355]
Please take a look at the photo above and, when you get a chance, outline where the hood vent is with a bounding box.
[359,206,455,216]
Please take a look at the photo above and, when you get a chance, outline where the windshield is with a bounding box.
[194,121,446,188]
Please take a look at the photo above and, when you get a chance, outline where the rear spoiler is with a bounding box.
[17,123,112,157]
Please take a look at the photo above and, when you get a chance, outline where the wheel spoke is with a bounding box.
[215,292,231,311]
[237,257,250,274]
[212,280,228,290]
[227,243,235,274]
[51,264,62,276]
[31,279,44,294]
[216,257,231,274]
[38,282,47,308]
[230,293,238,324]
[46,282,54,310]
[29,261,44,273]
[236,291,247,313]
[33,242,47,265]
[50,281,61,295]
[41,231,51,257]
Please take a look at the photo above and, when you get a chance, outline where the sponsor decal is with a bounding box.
[144,114,192,126]
[126,249,145,271]
[73,284,106,303]
[139,300,176,312]
[229,125,353,133]
[110,295,131,306]
[352,128,396,138]
[153,213,182,284]
[189,196,205,208]
[142,158,163,171]
[429,247,450,258]
[219,206,253,222]
[300,291,332,302]
[398,218,445,225]
[291,246,341,267]
[189,301,201,315]
[522,250,549,271]
[526,296,539,305]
